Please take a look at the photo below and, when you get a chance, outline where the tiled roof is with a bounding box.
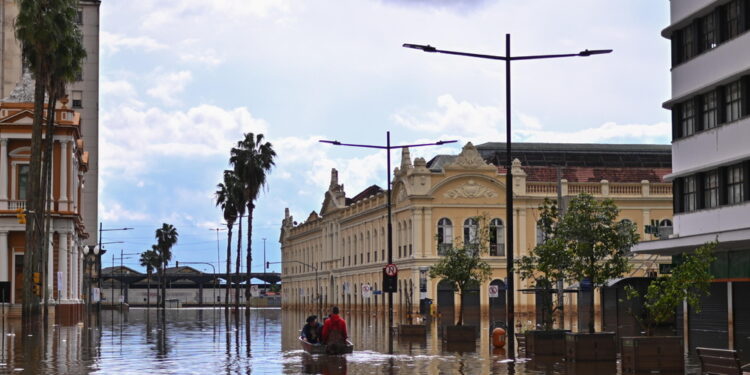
[522,166,671,183]
[347,184,383,205]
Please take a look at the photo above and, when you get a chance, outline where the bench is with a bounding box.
[696,347,750,375]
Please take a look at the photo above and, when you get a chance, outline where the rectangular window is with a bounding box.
[18,165,29,200]
[703,91,718,129]
[72,90,83,108]
[683,175,697,212]
[725,0,744,40]
[76,9,83,25]
[704,171,719,208]
[727,164,745,204]
[725,81,743,123]
[701,12,719,51]
[680,100,696,137]
[682,24,696,61]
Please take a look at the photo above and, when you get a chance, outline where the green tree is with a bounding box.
[15,0,85,321]
[215,170,241,312]
[516,198,571,330]
[155,223,178,309]
[230,133,276,312]
[429,216,492,326]
[557,193,638,332]
[624,242,716,335]
[139,248,161,309]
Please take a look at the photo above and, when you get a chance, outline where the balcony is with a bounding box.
[523,180,671,198]
[8,200,25,210]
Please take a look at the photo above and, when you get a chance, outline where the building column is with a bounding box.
[0,139,7,210]
[0,231,8,283]
[413,208,423,258]
[59,232,68,301]
[59,141,68,211]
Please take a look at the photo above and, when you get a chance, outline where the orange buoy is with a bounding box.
[492,327,506,348]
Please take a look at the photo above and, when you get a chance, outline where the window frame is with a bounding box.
[489,218,505,257]
[437,218,453,255]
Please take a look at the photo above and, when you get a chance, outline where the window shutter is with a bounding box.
[672,105,681,140]
[719,167,728,205]
[697,173,706,209]
[695,94,705,132]
[671,31,682,66]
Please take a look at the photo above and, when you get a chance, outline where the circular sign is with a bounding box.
[385,263,398,277]
[488,285,499,298]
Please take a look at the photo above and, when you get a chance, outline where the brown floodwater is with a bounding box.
[0,308,701,374]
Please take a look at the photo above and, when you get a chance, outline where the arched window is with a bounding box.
[536,220,548,245]
[489,218,505,256]
[437,218,452,255]
[659,219,673,227]
[464,218,479,253]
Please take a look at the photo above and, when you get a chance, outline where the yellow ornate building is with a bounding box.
[280,142,673,327]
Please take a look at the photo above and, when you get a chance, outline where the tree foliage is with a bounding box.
[516,198,571,330]
[429,215,492,326]
[625,242,716,335]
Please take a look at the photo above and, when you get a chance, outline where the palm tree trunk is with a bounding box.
[161,262,167,309]
[225,225,233,314]
[457,288,463,326]
[23,62,47,322]
[40,87,58,324]
[146,269,151,309]
[235,216,243,313]
[245,203,253,314]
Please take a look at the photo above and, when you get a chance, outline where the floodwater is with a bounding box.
[0,308,700,374]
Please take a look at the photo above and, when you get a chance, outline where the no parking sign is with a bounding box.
[489,284,499,298]
[362,284,372,298]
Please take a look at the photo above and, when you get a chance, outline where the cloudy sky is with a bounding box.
[99,0,671,275]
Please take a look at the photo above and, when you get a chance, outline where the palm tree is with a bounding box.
[155,223,178,309]
[139,248,160,309]
[230,133,276,311]
[15,0,85,321]
[215,170,241,313]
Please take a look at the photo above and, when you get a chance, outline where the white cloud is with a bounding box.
[101,201,151,222]
[100,102,269,180]
[393,94,504,140]
[516,121,671,144]
[101,31,167,56]
[179,50,223,67]
[139,0,292,29]
[146,70,193,106]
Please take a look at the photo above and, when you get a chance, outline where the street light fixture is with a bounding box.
[404,35,611,358]
[320,132,457,355]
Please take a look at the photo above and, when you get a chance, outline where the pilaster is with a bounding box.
[0,139,7,210]
[0,231,8,282]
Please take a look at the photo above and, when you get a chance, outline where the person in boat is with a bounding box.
[321,306,348,345]
[301,315,322,344]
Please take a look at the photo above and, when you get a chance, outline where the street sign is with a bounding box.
[385,263,398,277]
[373,290,383,295]
[489,285,499,298]
[362,284,372,298]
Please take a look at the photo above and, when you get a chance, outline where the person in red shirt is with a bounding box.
[322,306,348,344]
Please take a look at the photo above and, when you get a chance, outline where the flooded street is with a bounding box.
[0,308,699,374]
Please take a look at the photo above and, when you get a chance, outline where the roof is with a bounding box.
[475,142,671,168]
[523,166,671,183]
[346,184,383,205]
[101,266,142,276]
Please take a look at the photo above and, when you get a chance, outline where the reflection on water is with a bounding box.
[0,308,701,374]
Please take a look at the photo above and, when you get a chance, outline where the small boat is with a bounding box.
[298,336,353,355]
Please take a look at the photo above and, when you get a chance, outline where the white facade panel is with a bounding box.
[670,0,716,25]
[671,32,750,102]
[674,201,750,237]
[670,117,750,177]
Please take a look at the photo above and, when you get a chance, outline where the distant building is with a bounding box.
[634,0,750,361]
[280,142,674,327]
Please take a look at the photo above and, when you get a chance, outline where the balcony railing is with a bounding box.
[523,181,672,197]
[8,200,26,210]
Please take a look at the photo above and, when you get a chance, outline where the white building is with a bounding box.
[634,0,750,362]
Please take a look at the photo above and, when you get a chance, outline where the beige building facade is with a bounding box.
[280,142,673,326]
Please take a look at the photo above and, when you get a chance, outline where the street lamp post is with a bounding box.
[404,34,611,358]
[320,132,457,355]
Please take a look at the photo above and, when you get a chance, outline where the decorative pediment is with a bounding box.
[447,142,495,170]
[396,185,408,203]
[0,110,35,125]
[443,179,498,199]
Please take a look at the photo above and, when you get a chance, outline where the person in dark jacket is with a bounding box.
[322,306,348,344]
[301,315,322,344]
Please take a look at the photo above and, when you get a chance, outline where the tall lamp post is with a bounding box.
[403,34,611,358]
[320,132,457,355]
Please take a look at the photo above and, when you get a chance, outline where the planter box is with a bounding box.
[525,330,570,356]
[621,336,684,374]
[399,324,427,336]
[565,332,616,361]
[445,325,477,342]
